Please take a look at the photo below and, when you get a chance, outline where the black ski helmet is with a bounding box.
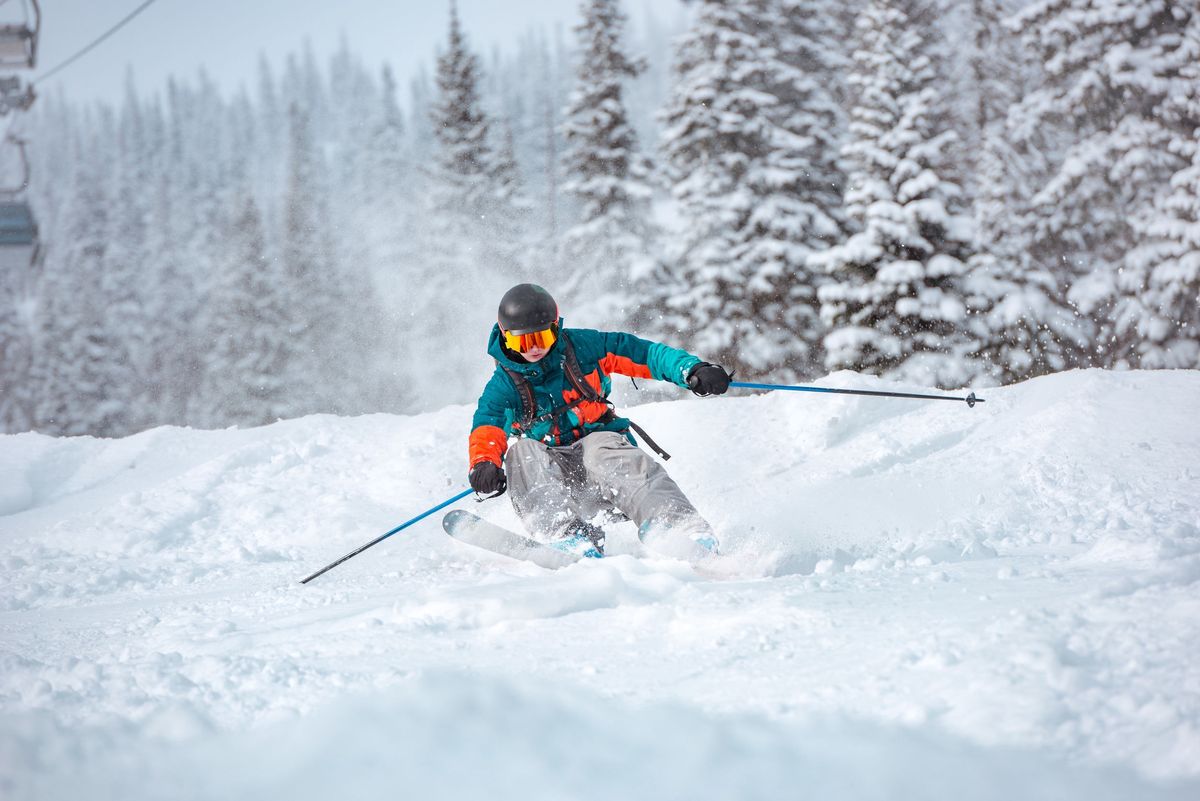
[498,283,558,334]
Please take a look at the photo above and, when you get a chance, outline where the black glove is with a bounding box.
[469,461,507,496]
[687,362,732,396]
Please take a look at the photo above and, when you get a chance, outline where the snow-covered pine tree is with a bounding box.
[522,27,569,265]
[1120,50,1200,369]
[159,77,222,425]
[255,56,286,198]
[139,88,198,427]
[1012,0,1199,369]
[658,0,845,380]
[814,0,983,388]
[478,27,574,285]
[351,65,423,413]
[29,247,85,435]
[106,76,155,429]
[196,194,294,426]
[779,0,851,112]
[0,260,33,432]
[407,66,437,173]
[34,128,139,436]
[411,2,514,409]
[775,0,850,375]
[312,46,398,416]
[281,101,347,416]
[361,65,411,275]
[326,39,380,278]
[431,2,496,224]
[959,0,1090,382]
[559,0,657,330]
[490,117,533,249]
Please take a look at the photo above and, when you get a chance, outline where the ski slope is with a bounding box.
[1,369,1198,800]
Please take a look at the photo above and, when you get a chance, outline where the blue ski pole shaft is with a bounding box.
[730,381,983,407]
[300,488,473,584]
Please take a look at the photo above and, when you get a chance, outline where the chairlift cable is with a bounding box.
[31,0,160,86]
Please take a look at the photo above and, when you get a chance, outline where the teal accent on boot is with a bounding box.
[640,519,719,554]
[547,533,604,559]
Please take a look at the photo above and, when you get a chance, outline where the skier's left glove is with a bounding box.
[687,362,732,396]
[469,460,507,497]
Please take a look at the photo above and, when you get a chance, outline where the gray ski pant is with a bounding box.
[505,430,714,541]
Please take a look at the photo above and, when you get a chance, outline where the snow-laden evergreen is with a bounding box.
[959,0,1089,383]
[1012,0,1200,368]
[658,0,845,380]
[138,88,203,428]
[559,0,657,330]
[0,262,32,431]
[359,66,414,274]
[281,103,345,416]
[1116,12,1200,369]
[4,1,1200,436]
[417,2,521,408]
[814,0,983,388]
[429,4,499,222]
[1122,116,1200,369]
[34,137,139,436]
[195,196,293,427]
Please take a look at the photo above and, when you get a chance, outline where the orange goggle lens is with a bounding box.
[503,325,557,353]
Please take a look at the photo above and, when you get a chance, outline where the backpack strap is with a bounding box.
[559,333,672,459]
[560,333,607,406]
[499,362,537,433]
[499,331,671,460]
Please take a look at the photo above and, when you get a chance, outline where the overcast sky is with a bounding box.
[23,0,684,107]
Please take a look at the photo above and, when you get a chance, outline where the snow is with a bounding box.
[2,369,1199,799]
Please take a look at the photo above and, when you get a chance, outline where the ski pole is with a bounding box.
[300,488,473,584]
[730,381,984,407]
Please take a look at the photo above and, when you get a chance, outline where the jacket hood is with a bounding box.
[486,318,566,378]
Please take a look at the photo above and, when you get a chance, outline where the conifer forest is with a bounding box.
[2,0,1197,437]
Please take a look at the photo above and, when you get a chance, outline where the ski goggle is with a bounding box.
[502,324,558,353]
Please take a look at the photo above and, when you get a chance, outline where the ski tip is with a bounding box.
[442,508,472,533]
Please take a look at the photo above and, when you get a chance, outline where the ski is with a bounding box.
[444,510,725,574]
[443,510,584,569]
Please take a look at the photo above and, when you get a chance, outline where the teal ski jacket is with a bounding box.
[469,321,701,467]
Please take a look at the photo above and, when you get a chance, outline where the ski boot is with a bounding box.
[547,519,606,559]
[638,516,719,559]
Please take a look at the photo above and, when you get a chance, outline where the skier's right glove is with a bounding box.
[687,362,732,397]
[469,460,507,497]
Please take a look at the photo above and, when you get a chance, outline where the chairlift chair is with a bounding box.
[0,0,40,70]
[0,200,36,274]
[0,132,37,272]
[0,75,33,114]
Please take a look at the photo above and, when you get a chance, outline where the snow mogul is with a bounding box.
[467,283,733,559]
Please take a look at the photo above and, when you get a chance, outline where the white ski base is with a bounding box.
[443,509,580,569]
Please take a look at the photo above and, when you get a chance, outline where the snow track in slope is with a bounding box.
[1,369,1198,799]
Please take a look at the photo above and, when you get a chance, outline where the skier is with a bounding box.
[467,283,733,558]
